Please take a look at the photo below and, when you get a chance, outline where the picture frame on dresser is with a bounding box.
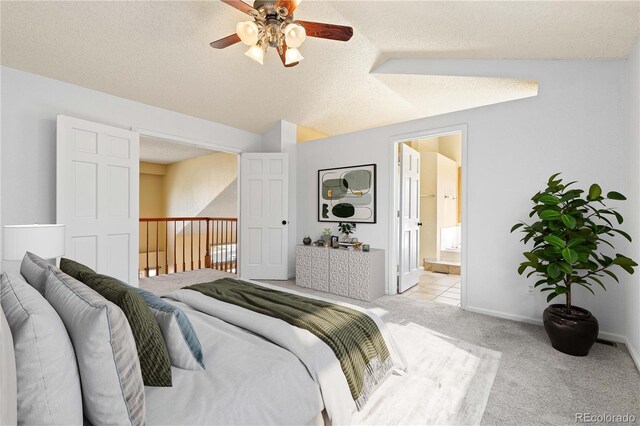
[318,164,377,223]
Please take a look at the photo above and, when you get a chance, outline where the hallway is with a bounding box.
[402,271,460,306]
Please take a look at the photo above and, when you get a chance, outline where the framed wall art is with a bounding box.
[318,164,376,223]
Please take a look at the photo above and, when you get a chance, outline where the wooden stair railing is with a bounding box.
[139,217,237,277]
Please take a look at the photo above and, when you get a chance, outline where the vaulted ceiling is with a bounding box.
[2,1,638,136]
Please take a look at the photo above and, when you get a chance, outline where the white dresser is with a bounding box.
[295,245,385,301]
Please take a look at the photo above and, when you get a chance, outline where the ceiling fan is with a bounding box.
[210,0,353,67]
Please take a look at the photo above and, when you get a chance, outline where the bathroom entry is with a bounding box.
[397,132,462,306]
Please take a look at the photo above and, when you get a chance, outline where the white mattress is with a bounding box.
[144,300,323,425]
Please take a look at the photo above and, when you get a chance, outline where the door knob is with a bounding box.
[417,222,423,226]
[282,220,288,225]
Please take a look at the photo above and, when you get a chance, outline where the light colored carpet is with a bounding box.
[353,322,500,426]
[141,272,640,425]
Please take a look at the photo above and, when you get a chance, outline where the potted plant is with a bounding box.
[511,173,637,356]
[338,222,357,242]
[302,235,312,246]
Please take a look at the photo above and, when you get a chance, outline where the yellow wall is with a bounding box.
[163,152,238,217]
[140,163,166,256]
[407,134,462,262]
[297,125,327,143]
[139,153,238,274]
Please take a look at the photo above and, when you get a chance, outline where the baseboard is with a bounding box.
[463,305,626,343]
[625,337,640,372]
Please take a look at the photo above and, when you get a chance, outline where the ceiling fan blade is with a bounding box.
[296,20,353,42]
[278,41,299,68]
[210,33,241,49]
[275,0,300,16]
[221,0,259,16]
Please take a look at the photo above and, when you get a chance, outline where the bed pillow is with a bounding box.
[19,251,50,295]
[77,271,173,387]
[59,257,95,280]
[44,268,145,426]
[0,272,83,425]
[131,286,205,370]
[0,304,17,426]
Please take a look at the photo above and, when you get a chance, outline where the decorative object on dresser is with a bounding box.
[319,164,377,223]
[295,245,385,301]
[338,222,357,242]
[321,228,333,244]
[302,236,312,246]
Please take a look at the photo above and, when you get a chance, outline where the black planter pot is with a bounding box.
[543,304,599,356]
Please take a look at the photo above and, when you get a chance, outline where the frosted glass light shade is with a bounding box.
[245,45,264,64]
[285,47,304,65]
[284,23,306,48]
[236,21,260,46]
[2,224,65,260]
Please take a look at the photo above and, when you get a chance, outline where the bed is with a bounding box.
[2,261,405,426]
[144,297,324,425]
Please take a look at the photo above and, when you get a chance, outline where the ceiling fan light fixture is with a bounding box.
[245,44,265,64]
[284,23,306,48]
[285,47,304,65]
[237,21,260,46]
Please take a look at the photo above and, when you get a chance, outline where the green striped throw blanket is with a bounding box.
[185,278,393,410]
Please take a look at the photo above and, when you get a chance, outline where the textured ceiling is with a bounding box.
[1,1,638,136]
[140,136,216,164]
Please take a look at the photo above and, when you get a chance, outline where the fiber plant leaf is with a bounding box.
[588,184,602,200]
[606,191,627,200]
[543,235,565,248]
[561,248,579,265]
[510,173,636,312]
[538,194,560,205]
[561,214,577,229]
[510,223,524,233]
[539,210,562,220]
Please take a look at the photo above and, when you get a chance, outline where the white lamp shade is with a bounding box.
[2,224,65,260]
[285,47,304,65]
[236,21,260,46]
[284,23,306,48]
[245,45,265,64]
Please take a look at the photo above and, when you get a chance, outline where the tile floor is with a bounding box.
[401,270,461,306]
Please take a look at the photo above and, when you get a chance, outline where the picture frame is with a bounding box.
[318,164,377,223]
[331,235,339,245]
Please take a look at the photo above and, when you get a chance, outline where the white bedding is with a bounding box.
[144,299,324,425]
[164,279,406,425]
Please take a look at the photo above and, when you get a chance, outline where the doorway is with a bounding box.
[391,126,466,307]
[137,133,240,279]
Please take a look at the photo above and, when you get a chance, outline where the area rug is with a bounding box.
[352,321,501,426]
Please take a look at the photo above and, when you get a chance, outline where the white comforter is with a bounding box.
[165,280,407,425]
[144,299,324,425]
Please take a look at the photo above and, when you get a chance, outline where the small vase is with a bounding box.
[302,237,312,246]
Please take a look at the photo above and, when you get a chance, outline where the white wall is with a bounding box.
[298,59,632,340]
[626,37,640,369]
[1,66,261,271]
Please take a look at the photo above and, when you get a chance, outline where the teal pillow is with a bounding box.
[129,285,204,370]
[77,271,172,387]
[59,258,95,281]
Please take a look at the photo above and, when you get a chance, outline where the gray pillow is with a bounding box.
[0,305,17,426]
[44,268,146,426]
[132,286,205,370]
[19,251,50,295]
[0,272,83,425]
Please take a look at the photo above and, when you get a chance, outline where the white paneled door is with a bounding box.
[240,153,289,279]
[399,143,421,292]
[56,115,139,285]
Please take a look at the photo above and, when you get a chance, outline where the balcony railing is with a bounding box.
[139,217,237,277]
